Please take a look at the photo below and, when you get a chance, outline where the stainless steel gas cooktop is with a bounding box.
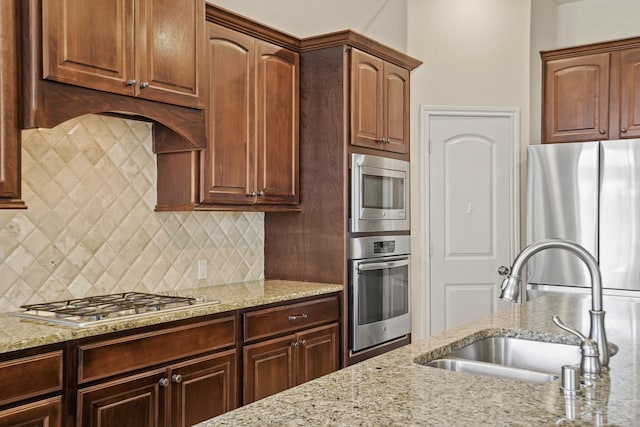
[10,292,220,327]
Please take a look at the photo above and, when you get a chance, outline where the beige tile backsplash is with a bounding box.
[0,114,264,312]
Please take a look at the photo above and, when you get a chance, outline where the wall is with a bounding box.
[407,0,532,338]
[206,0,408,51]
[0,115,264,312]
[556,0,640,47]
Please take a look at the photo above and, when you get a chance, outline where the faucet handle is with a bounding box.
[497,265,511,276]
[553,315,601,380]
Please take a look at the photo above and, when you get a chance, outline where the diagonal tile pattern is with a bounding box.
[0,114,264,312]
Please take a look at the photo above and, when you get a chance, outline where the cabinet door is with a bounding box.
[42,0,136,96]
[383,62,410,154]
[169,350,238,427]
[543,53,610,143]
[0,397,62,427]
[0,0,23,206]
[137,0,204,108]
[351,49,384,149]
[243,334,296,405]
[77,369,166,427]
[619,48,640,139]
[202,22,255,205]
[296,323,339,385]
[255,41,299,205]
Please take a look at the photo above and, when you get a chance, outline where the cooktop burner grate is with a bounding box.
[11,292,219,327]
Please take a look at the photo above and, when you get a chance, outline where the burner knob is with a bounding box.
[172,374,183,384]
[159,378,169,387]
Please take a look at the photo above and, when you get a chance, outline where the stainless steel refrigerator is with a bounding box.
[526,140,640,300]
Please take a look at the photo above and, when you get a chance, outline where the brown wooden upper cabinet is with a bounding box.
[542,37,640,143]
[0,0,25,209]
[201,22,299,207]
[351,48,409,155]
[42,0,204,109]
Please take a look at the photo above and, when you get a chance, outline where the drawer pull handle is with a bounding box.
[288,313,308,321]
[159,378,169,387]
[172,374,183,384]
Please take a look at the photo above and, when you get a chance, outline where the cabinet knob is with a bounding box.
[140,81,150,89]
[621,127,628,133]
[257,191,264,196]
[599,129,606,135]
[159,377,169,387]
[126,79,137,87]
[384,137,390,145]
[299,339,306,347]
[248,192,257,197]
[172,374,182,384]
[291,341,299,348]
[375,138,385,144]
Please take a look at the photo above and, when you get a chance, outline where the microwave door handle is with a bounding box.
[358,258,409,272]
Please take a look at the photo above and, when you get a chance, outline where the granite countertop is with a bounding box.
[0,280,343,354]
[199,294,640,426]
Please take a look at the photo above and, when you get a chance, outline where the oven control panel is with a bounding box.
[350,235,410,260]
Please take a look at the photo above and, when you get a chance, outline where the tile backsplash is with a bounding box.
[0,114,264,312]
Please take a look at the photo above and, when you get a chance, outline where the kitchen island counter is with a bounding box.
[199,294,640,426]
[0,280,342,354]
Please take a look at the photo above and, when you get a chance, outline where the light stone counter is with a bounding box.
[0,280,343,354]
[199,294,640,426]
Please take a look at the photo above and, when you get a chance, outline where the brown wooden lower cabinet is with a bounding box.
[77,348,237,427]
[0,396,62,427]
[243,323,339,404]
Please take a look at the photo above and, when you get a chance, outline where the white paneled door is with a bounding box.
[423,107,519,335]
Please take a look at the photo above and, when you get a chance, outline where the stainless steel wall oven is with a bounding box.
[349,235,411,353]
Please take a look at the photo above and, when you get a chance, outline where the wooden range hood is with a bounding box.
[20,0,206,211]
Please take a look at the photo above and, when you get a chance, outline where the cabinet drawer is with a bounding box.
[0,351,63,406]
[78,316,236,384]
[244,296,339,342]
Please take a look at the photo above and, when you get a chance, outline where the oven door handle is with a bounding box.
[357,258,409,272]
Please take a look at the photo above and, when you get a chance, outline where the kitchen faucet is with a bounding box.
[499,239,610,370]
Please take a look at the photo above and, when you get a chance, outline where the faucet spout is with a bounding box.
[499,239,609,368]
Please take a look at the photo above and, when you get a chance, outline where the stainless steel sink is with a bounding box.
[426,358,559,383]
[447,336,581,374]
[420,336,582,383]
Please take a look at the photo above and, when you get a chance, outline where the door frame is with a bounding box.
[419,106,521,336]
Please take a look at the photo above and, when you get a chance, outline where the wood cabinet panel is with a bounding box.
[0,0,24,207]
[43,0,135,96]
[543,53,610,143]
[619,47,640,139]
[79,316,236,383]
[256,40,299,205]
[202,22,299,208]
[77,368,166,427]
[170,350,238,427]
[202,22,254,204]
[0,351,63,407]
[0,396,62,427]
[137,0,204,107]
[350,48,409,155]
[383,61,410,153]
[42,0,203,108]
[351,49,383,148]
[296,323,339,384]
[242,334,295,404]
[243,296,339,342]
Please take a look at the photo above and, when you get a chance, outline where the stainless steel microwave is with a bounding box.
[350,154,410,233]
